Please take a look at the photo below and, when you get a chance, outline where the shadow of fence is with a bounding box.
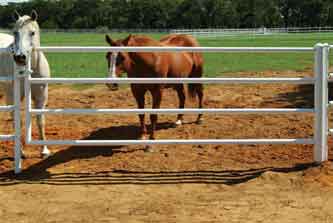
[0,163,317,186]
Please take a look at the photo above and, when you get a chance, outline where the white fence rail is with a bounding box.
[37,46,314,53]
[0,44,331,174]
[2,27,333,36]
[30,108,314,115]
[29,139,315,147]
[30,77,316,84]
[172,27,333,37]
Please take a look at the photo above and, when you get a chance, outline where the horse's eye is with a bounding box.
[31,32,35,36]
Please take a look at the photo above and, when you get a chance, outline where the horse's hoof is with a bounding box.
[175,120,183,126]
[41,152,51,159]
[196,118,203,125]
[144,145,154,153]
[41,147,51,159]
[42,153,51,159]
[21,151,27,159]
[106,84,119,91]
[140,135,148,140]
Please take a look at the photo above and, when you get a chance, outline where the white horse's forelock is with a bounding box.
[14,15,39,30]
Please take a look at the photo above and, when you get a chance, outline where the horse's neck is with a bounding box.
[31,50,49,78]
[31,32,41,70]
[123,55,135,75]
[31,50,40,73]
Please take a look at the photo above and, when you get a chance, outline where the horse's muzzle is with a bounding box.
[13,54,27,66]
[106,83,119,91]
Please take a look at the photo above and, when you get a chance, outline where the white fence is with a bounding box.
[172,27,333,37]
[0,44,331,174]
[0,66,22,173]
[2,27,333,36]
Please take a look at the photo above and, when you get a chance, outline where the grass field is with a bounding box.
[41,32,333,77]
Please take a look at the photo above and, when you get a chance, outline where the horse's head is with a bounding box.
[12,10,40,66]
[105,34,133,91]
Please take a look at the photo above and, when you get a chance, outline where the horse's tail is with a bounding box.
[188,54,204,99]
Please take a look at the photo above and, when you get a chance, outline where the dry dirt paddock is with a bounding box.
[0,71,333,222]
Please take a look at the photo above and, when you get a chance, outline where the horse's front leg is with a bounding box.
[131,85,147,140]
[32,84,50,158]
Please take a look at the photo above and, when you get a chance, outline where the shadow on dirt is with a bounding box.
[0,85,328,186]
[261,84,333,108]
[261,85,314,108]
[0,162,319,187]
[0,120,178,170]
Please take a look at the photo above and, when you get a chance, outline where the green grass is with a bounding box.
[41,32,333,77]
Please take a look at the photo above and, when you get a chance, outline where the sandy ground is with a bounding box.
[0,70,333,222]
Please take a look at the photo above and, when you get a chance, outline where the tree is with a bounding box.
[0,0,332,30]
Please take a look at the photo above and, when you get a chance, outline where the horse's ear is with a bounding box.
[123,34,133,46]
[31,10,38,21]
[13,10,20,21]
[105,35,117,46]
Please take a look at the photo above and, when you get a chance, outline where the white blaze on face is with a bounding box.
[14,21,36,56]
[108,52,118,79]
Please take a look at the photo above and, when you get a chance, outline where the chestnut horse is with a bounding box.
[105,34,204,140]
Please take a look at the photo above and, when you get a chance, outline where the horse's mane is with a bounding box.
[127,35,162,47]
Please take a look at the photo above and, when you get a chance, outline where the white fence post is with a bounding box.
[13,64,22,174]
[314,43,329,162]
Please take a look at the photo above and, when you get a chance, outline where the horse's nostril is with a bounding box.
[13,54,27,65]
[14,54,26,61]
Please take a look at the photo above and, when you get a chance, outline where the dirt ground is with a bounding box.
[1,70,333,222]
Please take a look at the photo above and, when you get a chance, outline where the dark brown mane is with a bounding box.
[125,35,162,47]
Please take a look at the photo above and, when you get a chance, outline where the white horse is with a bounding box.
[0,10,51,158]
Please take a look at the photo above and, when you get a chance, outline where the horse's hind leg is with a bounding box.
[149,88,162,140]
[175,84,185,126]
[195,84,204,124]
[33,84,50,157]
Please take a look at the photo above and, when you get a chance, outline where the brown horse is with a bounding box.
[105,34,204,140]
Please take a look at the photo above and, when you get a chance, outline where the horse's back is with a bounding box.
[160,34,203,77]
[160,34,200,47]
[0,33,14,76]
[0,33,14,97]
[125,34,200,78]
[0,33,13,48]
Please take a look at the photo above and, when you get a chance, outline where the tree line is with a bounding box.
[0,0,333,30]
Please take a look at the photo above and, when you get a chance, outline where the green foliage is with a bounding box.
[1,0,333,29]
